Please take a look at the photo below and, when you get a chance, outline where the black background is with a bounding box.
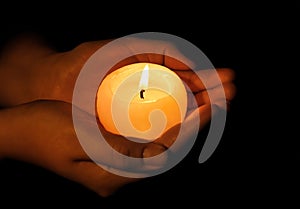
[0,2,297,208]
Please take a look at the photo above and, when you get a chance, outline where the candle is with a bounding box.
[96,63,187,141]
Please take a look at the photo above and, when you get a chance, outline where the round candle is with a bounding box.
[96,63,187,141]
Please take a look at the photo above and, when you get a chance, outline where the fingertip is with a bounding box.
[223,82,237,101]
[218,68,236,81]
[143,143,166,158]
[164,56,192,70]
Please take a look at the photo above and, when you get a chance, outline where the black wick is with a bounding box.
[140,89,145,99]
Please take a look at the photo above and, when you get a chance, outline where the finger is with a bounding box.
[102,124,169,160]
[175,68,235,92]
[69,37,197,93]
[154,123,181,149]
[105,134,146,159]
[77,38,191,75]
[135,53,164,65]
[103,132,171,171]
[187,82,237,109]
[110,51,193,75]
[156,104,213,152]
[70,37,196,78]
[109,53,190,75]
[122,37,196,70]
[97,120,146,158]
[164,56,191,70]
[185,104,213,135]
[98,119,172,171]
[74,107,172,172]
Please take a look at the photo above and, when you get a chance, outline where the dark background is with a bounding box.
[0,2,297,208]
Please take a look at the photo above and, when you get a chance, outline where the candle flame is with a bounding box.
[139,64,149,89]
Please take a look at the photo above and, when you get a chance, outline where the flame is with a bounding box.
[139,64,149,89]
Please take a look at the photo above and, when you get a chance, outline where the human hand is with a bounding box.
[0,100,179,196]
[0,33,236,196]
[0,33,236,150]
[0,34,235,115]
[0,98,226,197]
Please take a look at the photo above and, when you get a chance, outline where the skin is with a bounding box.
[0,34,236,197]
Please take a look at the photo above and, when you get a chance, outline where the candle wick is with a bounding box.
[140,89,145,99]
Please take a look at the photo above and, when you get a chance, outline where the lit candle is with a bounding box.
[96,63,187,141]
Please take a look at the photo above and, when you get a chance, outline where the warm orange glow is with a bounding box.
[96,63,187,140]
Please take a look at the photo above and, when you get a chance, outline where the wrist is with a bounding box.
[0,106,22,158]
[0,103,39,160]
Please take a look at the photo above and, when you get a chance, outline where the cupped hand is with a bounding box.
[0,97,230,196]
[0,34,236,197]
[0,100,177,196]
[0,35,235,114]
